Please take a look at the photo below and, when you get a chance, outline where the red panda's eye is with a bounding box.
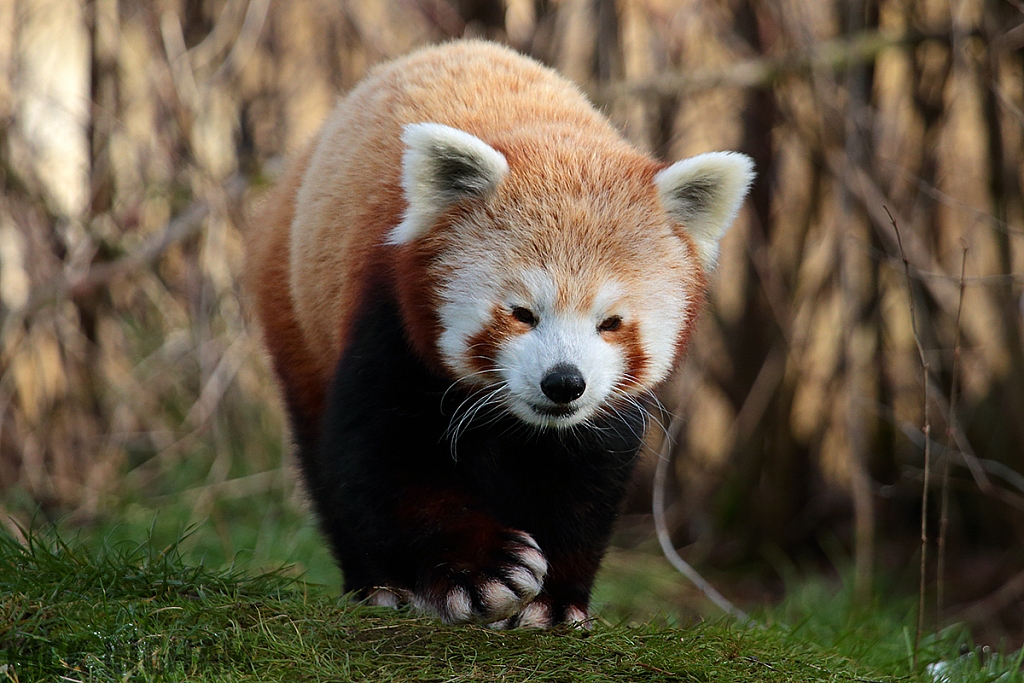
[511,307,538,327]
[598,316,622,332]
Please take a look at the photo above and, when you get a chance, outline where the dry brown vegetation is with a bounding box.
[1,0,1023,642]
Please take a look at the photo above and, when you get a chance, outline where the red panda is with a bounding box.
[246,40,753,628]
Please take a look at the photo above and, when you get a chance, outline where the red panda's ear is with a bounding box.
[387,123,509,245]
[655,152,755,270]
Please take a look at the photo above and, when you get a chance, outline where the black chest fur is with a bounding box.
[294,294,648,625]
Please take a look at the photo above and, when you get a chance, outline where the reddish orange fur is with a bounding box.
[241,40,753,628]
[244,143,328,433]
[247,40,709,432]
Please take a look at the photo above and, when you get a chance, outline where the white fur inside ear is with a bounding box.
[655,151,755,270]
[387,123,509,245]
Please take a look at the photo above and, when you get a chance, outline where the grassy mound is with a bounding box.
[0,530,906,683]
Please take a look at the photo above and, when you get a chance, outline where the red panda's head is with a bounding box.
[389,122,754,429]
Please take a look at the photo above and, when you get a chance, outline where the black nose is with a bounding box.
[540,363,586,404]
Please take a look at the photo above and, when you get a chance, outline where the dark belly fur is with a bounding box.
[292,293,647,626]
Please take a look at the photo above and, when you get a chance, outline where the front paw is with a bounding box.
[414,530,548,625]
[488,599,591,630]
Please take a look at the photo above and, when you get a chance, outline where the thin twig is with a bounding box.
[937,243,968,624]
[183,333,250,428]
[13,208,200,335]
[894,417,1024,508]
[151,469,287,504]
[211,0,271,82]
[3,175,247,335]
[886,207,931,665]
[652,417,756,626]
[828,154,965,332]
[187,0,250,72]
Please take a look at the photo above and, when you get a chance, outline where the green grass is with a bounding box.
[84,488,342,592]
[2,528,1021,682]
[0,530,887,682]
[767,576,1024,682]
[3,424,1020,681]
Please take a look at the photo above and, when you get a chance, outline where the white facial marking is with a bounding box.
[437,243,503,378]
[516,268,559,309]
[636,284,690,385]
[495,271,628,428]
[500,310,624,427]
[436,243,691,428]
[593,280,625,317]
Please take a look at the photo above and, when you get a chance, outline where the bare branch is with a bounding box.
[594,29,969,100]
[887,207,932,663]
[6,176,247,330]
[652,417,757,627]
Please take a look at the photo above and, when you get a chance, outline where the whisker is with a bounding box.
[440,366,504,411]
[445,381,511,460]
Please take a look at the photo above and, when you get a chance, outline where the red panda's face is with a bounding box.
[492,272,635,428]
[390,123,754,430]
[432,239,695,429]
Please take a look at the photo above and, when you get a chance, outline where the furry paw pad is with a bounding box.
[488,601,591,630]
[365,586,412,608]
[414,530,548,625]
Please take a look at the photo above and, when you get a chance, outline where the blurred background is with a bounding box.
[1,0,1022,648]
